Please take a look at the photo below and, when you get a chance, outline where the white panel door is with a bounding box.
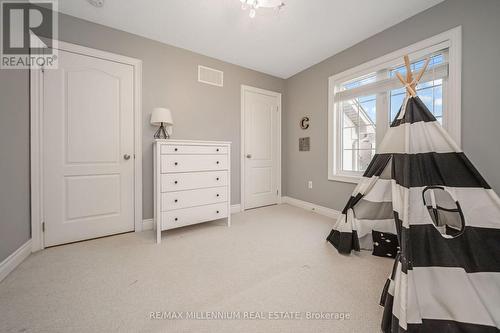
[43,49,135,246]
[243,88,280,210]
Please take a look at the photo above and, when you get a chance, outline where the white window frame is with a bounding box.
[328,26,462,183]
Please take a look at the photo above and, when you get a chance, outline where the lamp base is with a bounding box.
[154,123,170,139]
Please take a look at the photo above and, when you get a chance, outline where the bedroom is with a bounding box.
[0,0,499,332]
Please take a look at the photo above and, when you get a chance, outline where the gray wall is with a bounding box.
[283,0,500,211]
[0,70,31,262]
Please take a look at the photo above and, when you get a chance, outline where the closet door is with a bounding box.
[242,86,281,210]
[43,49,135,246]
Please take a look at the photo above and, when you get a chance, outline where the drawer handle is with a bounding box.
[174,217,178,221]
[216,210,220,214]
[174,181,178,184]
[216,177,220,181]
[174,162,178,166]
[174,199,178,203]
[174,148,178,152]
[216,161,220,164]
[216,148,220,152]
[216,194,220,197]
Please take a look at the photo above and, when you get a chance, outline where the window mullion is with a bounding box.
[376,92,388,152]
[376,69,389,153]
[441,50,449,135]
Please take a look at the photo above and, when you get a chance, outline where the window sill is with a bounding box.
[328,174,361,184]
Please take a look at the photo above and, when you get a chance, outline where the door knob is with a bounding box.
[123,154,131,160]
[246,154,252,158]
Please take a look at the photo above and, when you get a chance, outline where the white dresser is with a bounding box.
[154,139,231,243]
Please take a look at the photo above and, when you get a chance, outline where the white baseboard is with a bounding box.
[281,196,340,219]
[142,204,242,231]
[142,218,154,231]
[0,239,32,283]
[230,204,241,214]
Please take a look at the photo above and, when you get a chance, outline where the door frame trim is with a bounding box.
[30,40,143,252]
[240,85,282,211]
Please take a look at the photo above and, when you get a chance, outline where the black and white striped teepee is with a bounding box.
[326,62,500,332]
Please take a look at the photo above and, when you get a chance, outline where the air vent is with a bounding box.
[87,0,104,7]
[198,65,223,87]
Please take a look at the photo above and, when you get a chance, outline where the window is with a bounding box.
[340,75,377,173]
[328,27,461,183]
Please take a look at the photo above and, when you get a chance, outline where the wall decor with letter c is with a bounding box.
[300,116,310,129]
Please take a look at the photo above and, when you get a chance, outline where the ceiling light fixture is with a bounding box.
[240,0,285,18]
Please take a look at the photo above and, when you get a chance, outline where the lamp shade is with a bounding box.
[150,107,173,126]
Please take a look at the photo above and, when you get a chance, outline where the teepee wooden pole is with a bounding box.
[404,55,413,84]
[396,72,417,97]
[398,55,431,97]
[413,57,431,88]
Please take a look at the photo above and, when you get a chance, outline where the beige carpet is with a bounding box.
[0,204,392,333]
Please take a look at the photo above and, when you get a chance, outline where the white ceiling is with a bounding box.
[59,0,444,78]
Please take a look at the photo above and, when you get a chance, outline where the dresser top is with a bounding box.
[154,139,231,145]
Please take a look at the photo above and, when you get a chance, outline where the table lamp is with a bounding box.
[151,107,173,139]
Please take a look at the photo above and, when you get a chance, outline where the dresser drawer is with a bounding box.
[161,171,227,192]
[161,187,227,211]
[161,203,228,230]
[161,154,228,173]
[161,144,228,155]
